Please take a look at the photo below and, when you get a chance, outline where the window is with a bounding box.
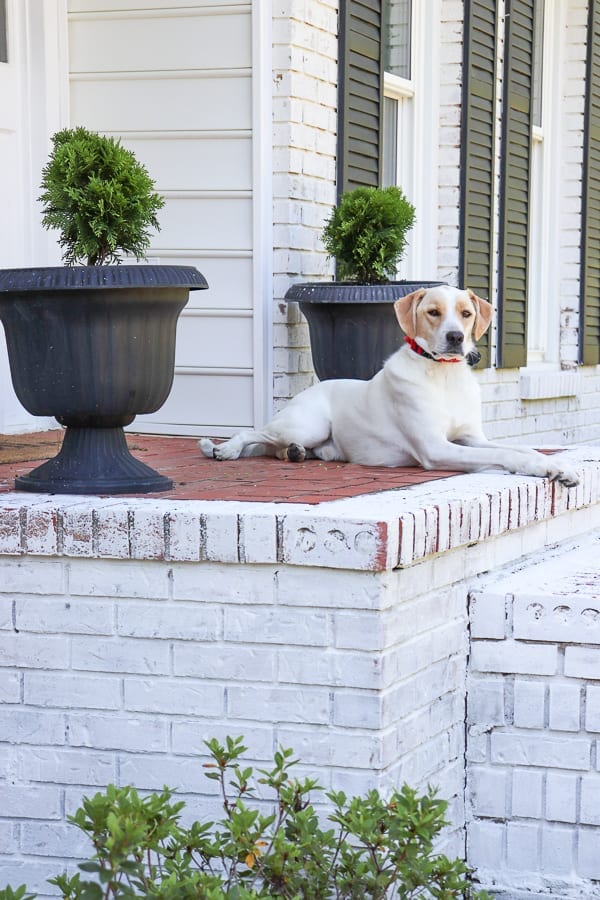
[382,0,438,278]
[383,0,411,79]
[382,0,413,203]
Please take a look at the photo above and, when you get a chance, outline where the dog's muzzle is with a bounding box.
[443,330,465,354]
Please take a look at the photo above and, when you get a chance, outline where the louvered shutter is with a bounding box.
[338,0,383,195]
[459,0,497,368]
[581,0,600,365]
[497,0,536,368]
[0,0,6,62]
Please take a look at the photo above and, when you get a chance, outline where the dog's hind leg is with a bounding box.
[312,439,344,462]
[200,391,335,463]
[199,430,287,460]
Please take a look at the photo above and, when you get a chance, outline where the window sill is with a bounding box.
[519,367,581,401]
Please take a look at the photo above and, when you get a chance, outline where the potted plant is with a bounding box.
[285,185,444,380]
[0,127,207,494]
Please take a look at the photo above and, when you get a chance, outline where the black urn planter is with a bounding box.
[0,265,207,494]
[285,280,446,381]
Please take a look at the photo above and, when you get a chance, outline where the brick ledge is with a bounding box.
[0,448,599,571]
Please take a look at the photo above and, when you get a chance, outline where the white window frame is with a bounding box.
[382,0,439,280]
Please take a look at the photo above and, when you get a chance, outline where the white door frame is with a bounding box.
[251,0,274,425]
[0,0,67,433]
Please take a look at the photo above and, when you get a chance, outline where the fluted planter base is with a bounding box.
[16,426,171,494]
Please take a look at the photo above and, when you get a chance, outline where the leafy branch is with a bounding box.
[1,736,488,899]
[39,127,164,266]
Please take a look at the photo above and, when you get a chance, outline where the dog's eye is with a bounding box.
[428,309,441,317]
[461,310,473,318]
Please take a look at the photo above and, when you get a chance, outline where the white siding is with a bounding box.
[67,0,259,436]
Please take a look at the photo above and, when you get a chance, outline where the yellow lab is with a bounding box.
[200,286,578,486]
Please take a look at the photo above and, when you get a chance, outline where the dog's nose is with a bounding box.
[445,330,464,348]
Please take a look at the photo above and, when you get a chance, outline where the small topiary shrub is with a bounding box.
[0,736,487,899]
[39,126,165,266]
[321,185,416,284]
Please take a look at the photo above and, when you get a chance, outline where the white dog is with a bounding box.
[200,286,579,487]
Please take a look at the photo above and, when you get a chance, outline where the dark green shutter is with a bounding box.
[497,0,536,368]
[581,0,600,364]
[0,0,7,63]
[459,0,497,368]
[338,0,383,196]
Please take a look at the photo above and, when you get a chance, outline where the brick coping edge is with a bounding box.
[0,448,599,571]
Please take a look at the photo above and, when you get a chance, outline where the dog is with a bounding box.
[199,285,579,487]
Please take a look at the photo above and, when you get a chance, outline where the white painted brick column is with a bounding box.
[272,0,338,408]
[468,532,600,897]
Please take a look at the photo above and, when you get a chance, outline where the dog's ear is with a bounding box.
[468,290,494,340]
[394,289,426,338]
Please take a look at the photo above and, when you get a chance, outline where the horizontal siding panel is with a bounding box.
[165,257,253,311]
[69,11,251,72]
[121,136,252,193]
[137,372,254,431]
[70,76,252,132]
[156,197,252,252]
[175,314,253,369]
[70,1,246,10]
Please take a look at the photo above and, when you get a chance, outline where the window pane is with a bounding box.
[384,0,411,80]
[532,0,544,127]
[382,96,398,186]
[0,0,7,63]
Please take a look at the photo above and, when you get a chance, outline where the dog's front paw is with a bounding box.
[556,467,580,488]
[546,460,579,488]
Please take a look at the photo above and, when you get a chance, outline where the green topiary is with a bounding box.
[39,126,165,266]
[321,185,416,284]
[0,736,488,899]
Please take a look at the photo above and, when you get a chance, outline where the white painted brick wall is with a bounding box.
[2,461,600,895]
[272,0,337,410]
[0,547,469,897]
[467,531,600,898]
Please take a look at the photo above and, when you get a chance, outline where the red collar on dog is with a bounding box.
[404,335,462,363]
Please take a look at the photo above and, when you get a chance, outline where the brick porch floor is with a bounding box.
[0,430,458,503]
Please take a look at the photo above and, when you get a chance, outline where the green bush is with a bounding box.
[39,126,165,266]
[0,736,487,899]
[321,185,416,284]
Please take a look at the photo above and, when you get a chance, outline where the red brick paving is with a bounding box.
[0,431,459,503]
